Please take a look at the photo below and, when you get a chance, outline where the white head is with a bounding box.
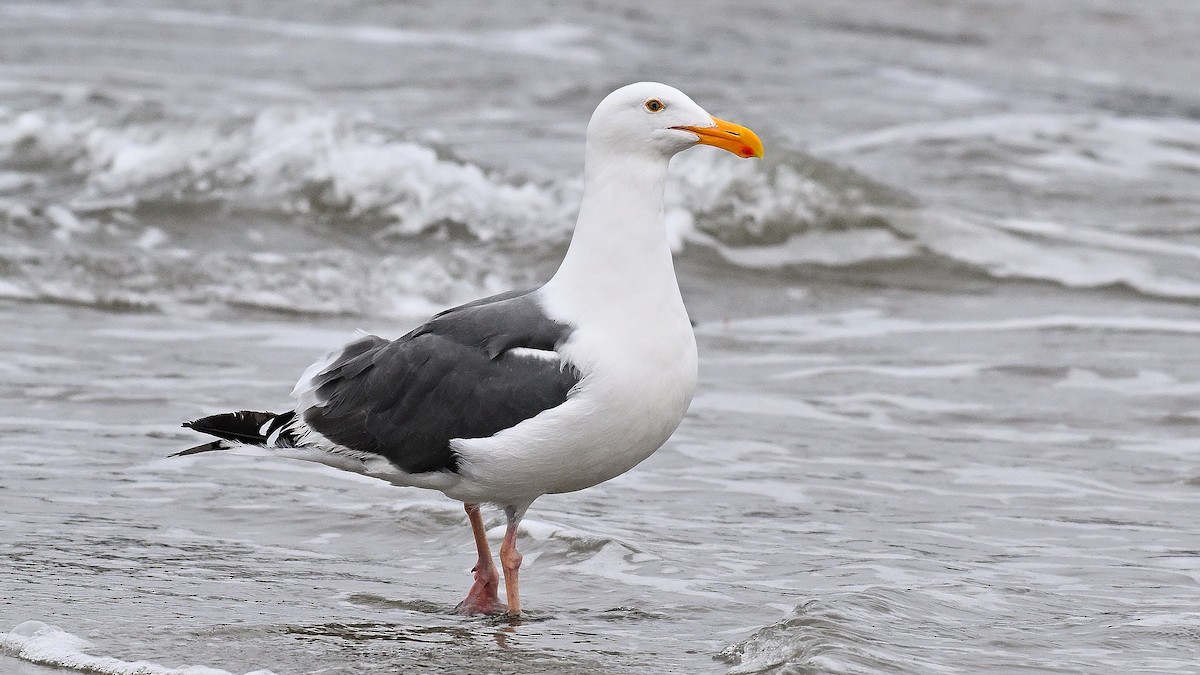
[586,82,764,161]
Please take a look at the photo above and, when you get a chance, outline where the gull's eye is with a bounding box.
[644,98,665,113]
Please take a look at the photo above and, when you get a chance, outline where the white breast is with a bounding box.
[446,286,698,504]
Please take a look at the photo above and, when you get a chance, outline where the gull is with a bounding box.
[180,82,763,616]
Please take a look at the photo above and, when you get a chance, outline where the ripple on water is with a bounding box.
[718,583,1200,674]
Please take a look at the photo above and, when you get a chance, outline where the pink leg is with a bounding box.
[500,507,524,616]
[454,503,507,616]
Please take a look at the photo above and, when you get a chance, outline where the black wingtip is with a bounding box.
[170,440,227,457]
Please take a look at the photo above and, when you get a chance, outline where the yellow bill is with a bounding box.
[673,116,764,158]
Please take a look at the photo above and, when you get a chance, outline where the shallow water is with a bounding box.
[5,283,1200,673]
[3,1,1200,673]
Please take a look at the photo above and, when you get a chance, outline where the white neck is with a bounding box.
[544,146,683,317]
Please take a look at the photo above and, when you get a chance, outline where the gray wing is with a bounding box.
[297,290,578,474]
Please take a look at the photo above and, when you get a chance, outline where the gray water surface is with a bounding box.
[2,1,1200,673]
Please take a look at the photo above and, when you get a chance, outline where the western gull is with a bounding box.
[179,82,763,616]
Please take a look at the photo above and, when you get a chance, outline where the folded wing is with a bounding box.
[294,290,578,474]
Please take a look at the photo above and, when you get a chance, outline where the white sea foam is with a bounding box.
[79,107,575,243]
[1,621,276,675]
[666,149,906,249]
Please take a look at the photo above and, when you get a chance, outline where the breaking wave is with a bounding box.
[3,101,1198,315]
[2,621,276,675]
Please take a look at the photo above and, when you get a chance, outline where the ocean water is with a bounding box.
[3,1,1199,673]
